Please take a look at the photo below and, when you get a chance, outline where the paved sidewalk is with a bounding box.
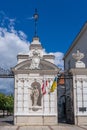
[79,125,87,130]
[0,116,87,130]
[0,124,87,130]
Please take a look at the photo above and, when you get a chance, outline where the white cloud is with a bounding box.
[53,52,64,69]
[0,11,64,70]
[0,24,29,94]
[43,51,64,70]
[0,12,64,94]
[0,79,14,94]
[0,12,30,95]
[0,26,64,94]
[0,27,29,69]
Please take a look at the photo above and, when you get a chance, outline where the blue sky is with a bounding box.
[0,0,87,53]
[0,0,87,94]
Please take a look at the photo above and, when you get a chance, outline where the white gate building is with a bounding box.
[12,37,59,125]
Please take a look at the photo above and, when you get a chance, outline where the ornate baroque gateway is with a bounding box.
[12,37,59,125]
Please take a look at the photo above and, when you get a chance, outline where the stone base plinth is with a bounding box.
[75,61,85,68]
[75,116,87,125]
[14,115,58,125]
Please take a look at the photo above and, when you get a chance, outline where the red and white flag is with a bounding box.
[41,80,48,95]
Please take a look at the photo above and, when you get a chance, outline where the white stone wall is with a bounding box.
[14,74,57,117]
[13,37,58,125]
[74,76,87,116]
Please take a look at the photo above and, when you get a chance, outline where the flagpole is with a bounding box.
[43,76,45,125]
[49,79,51,114]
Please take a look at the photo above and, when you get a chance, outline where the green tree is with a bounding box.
[0,93,6,117]
[5,95,14,115]
[0,93,14,116]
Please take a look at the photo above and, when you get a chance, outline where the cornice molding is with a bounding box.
[70,68,87,75]
[13,69,59,75]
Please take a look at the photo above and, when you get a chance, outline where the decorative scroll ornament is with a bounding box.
[72,50,84,61]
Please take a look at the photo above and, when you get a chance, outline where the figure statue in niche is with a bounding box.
[31,86,39,106]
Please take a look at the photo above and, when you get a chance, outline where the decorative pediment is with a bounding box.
[13,59,59,71]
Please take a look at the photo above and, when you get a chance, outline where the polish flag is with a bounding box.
[42,80,48,95]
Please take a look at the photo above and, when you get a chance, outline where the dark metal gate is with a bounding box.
[57,72,74,124]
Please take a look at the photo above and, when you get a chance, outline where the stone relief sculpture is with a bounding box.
[29,48,40,69]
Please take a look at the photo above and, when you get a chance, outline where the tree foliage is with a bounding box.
[0,93,14,116]
[5,95,14,114]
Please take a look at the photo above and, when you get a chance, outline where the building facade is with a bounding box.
[64,23,87,125]
[12,37,59,125]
